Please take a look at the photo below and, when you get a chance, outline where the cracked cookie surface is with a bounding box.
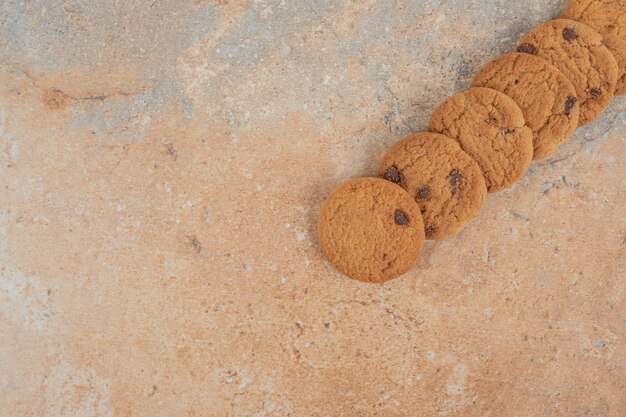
[379,132,487,240]
[517,19,619,126]
[428,87,533,193]
[562,0,626,95]
[319,178,425,283]
[473,52,579,159]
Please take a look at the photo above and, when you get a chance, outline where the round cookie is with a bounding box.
[517,19,619,126]
[562,0,626,95]
[428,87,534,193]
[318,178,425,283]
[378,132,487,240]
[472,52,580,160]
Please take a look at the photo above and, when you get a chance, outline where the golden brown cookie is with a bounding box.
[517,19,619,126]
[472,52,580,159]
[428,87,534,193]
[562,0,626,95]
[378,132,487,240]
[318,178,425,283]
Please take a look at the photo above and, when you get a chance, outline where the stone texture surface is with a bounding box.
[0,1,624,416]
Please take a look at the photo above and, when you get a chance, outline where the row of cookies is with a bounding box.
[319,0,625,283]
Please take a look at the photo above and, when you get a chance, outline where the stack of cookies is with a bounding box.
[319,0,625,284]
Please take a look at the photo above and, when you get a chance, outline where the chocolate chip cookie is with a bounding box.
[378,132,487,240]
[562,0,626,95]
[473,52,579,159]
[517,19,619,126]
[319,178,425,283]
[428,87,534,193]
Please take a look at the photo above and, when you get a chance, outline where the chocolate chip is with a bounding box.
[394,209,409,226]
[590,87,602,98]
[517,43,536,54]
[448,169,463,195]
[382,166,404,185]
[425,225,435,234]
[563,28,578,41]
[416,185,431,200]
[485,116,498,126]
[564,96,577,115]
[501,127,516,135]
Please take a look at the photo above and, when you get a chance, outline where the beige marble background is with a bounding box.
[1,0,624,416]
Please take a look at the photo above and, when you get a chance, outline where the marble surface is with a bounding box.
[1,1,624,416]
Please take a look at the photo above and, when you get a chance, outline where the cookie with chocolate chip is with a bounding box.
[517,19,619,126]
[319,178,425,283]
[562,0,626,95]
[428,87,534,193]
[473,53,579,159]
[379,132,487,240]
